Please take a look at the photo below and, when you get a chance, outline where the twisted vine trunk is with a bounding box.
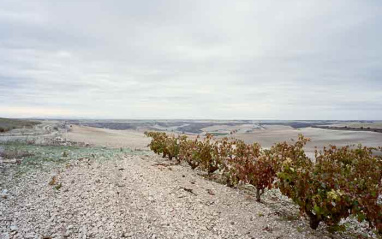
[208,164,219,175]
[306,210,321,229]
[256,189,261,202]
[255,188,264,202]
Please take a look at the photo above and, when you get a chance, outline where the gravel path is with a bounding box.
[1,154,339,239]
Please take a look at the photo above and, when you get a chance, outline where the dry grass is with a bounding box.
[0,149,34,159]
[0,118,40,133]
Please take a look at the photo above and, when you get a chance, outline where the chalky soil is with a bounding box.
[0,153,334,239]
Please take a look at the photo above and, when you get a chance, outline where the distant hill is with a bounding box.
[0,118,40,132]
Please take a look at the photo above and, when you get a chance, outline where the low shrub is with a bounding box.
[218,139,278,202]
[144,131,168,158]
[322,145,382,234]
[164,135,180,160]
[275,135,354,229]
[179,136,200,169]
[276,136,382,233]
[236,143,278,202]
[197,134,222,174]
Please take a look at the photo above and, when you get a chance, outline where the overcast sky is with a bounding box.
[0,0,381,119]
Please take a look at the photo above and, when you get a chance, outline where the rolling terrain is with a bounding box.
[1,119,381,238]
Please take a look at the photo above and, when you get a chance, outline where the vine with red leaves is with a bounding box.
[145,131,382,234]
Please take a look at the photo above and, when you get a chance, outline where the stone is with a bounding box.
[10,225,18,231]
[1,189,8,199]
[25,233,36,238]
[64,231,71,237]
[1,233,10,239]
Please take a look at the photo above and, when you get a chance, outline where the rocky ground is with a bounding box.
[1,144,376,239]
[0,122,379,239]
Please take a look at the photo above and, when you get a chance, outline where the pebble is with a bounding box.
[1,189,8,198]
[1,233,10,239]
[64,230,71,237]
[25,233,36,238]
[10,225,18,231]
[0,148,375,239]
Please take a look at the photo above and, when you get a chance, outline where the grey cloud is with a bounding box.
[0,0,381,119]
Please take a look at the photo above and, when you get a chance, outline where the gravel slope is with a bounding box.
[0,153,350,239]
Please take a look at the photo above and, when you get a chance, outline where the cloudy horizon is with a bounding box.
[1,0,381,120]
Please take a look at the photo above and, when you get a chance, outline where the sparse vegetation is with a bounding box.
[0,141,148,176]
[0,118,40,133]
[54,183,62,190]
[0,148,34,159]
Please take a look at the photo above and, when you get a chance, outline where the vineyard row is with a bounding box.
[144,131,382,234]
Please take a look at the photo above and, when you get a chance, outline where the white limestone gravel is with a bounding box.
[0,153,371,239]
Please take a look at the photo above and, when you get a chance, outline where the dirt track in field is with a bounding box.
[66,125,150,149]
